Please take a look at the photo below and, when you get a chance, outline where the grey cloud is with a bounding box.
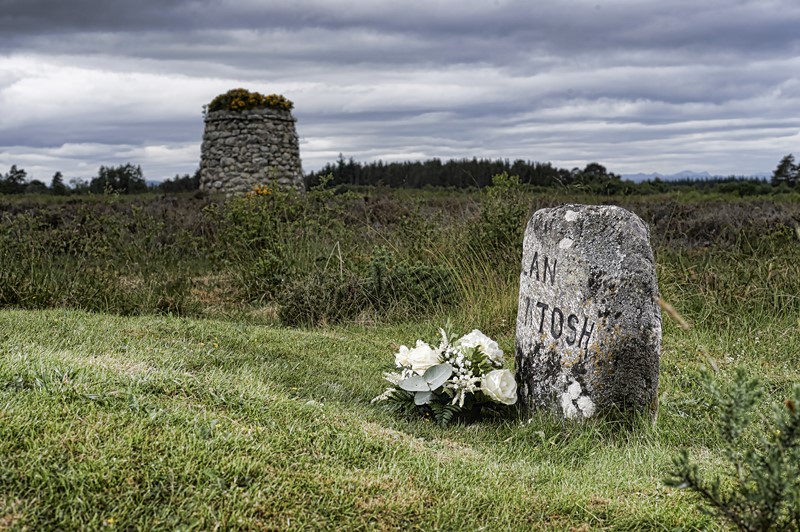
[1,118,202,147]
[2,0,799,180]
[4,1,800,59]
[0,0,198,33]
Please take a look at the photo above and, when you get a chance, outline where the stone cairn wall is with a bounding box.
[200,107,303,194]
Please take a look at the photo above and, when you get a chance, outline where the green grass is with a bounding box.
[2,309,796,529]
[2,187,800,330]
[2,187,799,528]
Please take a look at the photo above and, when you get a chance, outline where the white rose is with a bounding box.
[457,330,504,364]
[394,345,411,368]
[481,369,517,405]
[407,340,440,374]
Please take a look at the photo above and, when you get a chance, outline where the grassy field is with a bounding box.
[1,185,799,529]
[0,311,797,529]
[0,311,716,529]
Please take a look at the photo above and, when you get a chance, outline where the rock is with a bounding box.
[515,204,661,419]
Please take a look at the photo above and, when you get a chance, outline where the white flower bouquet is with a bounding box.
[372,327,517,425]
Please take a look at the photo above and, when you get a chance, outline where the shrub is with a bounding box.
[275,248,460,327]
[666,368,800,531]
[208,185,321,302]
[89,163,147,195]
[277,269,365,327]
[469,172,529,254]
[207,88,293,113]
[364,247,459,314]
[235,248,290,303]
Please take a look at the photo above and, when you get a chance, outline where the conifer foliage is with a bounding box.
[667,368,800,531]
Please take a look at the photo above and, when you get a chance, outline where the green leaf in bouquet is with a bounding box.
[414,391,433,405]
[423,363,453,390]
[429,402,462,426]
[398,363,453,392]
[399,375,430,392]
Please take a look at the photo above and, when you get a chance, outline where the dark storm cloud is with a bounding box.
[0,0,198,33]
[5,0,800,59]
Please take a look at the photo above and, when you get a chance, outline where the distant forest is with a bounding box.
[306,156,577,189]
[304,155,789,196]
[1,154,797,197]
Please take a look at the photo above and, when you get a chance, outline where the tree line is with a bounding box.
[304,155,785,196]
[2,153,797,197]
[0,164,200,195]
[304,155,621,189]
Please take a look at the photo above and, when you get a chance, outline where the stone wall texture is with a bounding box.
[200,108,303,194]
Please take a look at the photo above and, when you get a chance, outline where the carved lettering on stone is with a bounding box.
[515,204,661,419]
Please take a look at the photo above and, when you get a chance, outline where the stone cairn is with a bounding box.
[200,88,303,194]
[515,204,662,420]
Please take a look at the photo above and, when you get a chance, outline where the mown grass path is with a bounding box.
[3,309,796,529]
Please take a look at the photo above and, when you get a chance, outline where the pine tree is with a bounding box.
[50,171,67,195]
[771,154,796,187]
[0,165,27,194]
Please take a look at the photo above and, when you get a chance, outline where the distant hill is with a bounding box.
[622,170,715,182]
[622,170,772,182]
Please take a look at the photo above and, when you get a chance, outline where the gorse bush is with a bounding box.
[207,178,355,303]
[667,368,800,531]
[469,172,529,254]
[207,88,293,113]
[207,176,465,326]
[207,188,299,301]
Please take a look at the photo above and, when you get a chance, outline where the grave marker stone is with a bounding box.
[515,204,661,419]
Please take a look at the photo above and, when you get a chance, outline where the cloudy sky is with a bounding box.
[1,0,799,183]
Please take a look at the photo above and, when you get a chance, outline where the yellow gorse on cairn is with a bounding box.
[248,184,273,197]
[208,88,293,112]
